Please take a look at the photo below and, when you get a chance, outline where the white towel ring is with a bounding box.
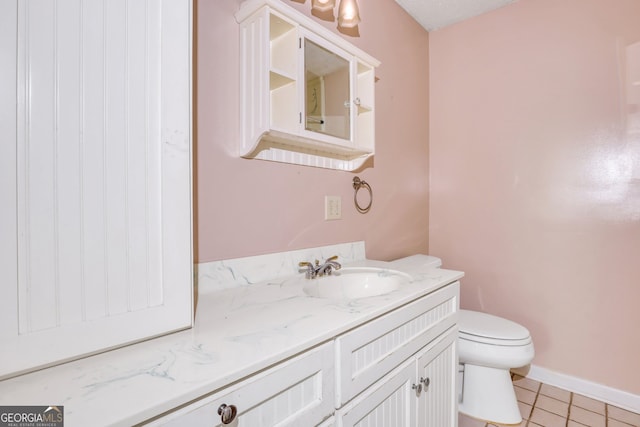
[353,176,372,214]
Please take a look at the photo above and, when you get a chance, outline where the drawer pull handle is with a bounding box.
[217,404,238,424]
[412,383,422,394]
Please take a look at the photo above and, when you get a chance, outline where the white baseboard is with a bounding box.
[513,364,640,413]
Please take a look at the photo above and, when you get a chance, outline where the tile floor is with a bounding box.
[458,375,640,427]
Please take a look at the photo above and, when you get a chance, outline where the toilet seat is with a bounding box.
[459,310,531,346]
[459,331,532,346]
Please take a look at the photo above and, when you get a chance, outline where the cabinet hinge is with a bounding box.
[299,112,302,123]
[299,37,302,49]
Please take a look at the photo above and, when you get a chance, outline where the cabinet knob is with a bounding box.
[217,404,238,424]
[420,377,431,390]
[411,383,422,394]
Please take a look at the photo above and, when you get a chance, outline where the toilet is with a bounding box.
[458,309,534,424]
[389,254,535,425]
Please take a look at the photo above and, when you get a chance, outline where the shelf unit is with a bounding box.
[236,0,380,171]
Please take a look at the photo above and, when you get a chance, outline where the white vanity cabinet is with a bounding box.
[149,342,335,427]
[335,283,459,426]
[336,331,457,426]
[235,0,380,171]
[147,281,459,427]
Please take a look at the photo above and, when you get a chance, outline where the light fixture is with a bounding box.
[337,0,361,28]
[299,0,361,29]
[311,0,335,12]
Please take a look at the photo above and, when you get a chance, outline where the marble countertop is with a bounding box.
[0,258,463,426]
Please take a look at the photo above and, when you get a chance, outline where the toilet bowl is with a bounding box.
[388,254,535,424]
[458,309,534,425]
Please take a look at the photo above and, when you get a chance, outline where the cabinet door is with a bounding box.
[317,416,336,427]
[149,342,335,427]
[0,0,192,379]
[336,358,417,427]
[300,29,353,147]
[335,283,458,406]
[416,328,458,427]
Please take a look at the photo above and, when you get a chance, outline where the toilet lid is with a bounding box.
[459,310,531,344]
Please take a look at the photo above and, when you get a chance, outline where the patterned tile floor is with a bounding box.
[458,375,640,427]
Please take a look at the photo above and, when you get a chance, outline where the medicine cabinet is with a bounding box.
[235,0,380,171]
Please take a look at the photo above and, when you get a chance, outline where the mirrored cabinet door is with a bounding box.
[304,37,351,141]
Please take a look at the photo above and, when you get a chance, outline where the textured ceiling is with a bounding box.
[395,0,518,31]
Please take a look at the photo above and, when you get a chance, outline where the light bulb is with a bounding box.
[338,0,360,28]
[312,0,335,12]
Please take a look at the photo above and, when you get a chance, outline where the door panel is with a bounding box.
[1,0,192,379]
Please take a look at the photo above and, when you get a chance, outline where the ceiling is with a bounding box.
[395,0,518,31]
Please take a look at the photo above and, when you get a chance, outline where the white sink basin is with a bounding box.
[285,267,412,299]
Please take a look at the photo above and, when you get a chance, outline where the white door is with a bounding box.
[416,329,458,427]
[337,359,417,427]
[0,0,192,379]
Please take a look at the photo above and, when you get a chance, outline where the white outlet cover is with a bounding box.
[325,196,341,220]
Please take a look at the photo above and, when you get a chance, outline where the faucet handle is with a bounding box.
[299,261,316,279]
[325,255,341,270]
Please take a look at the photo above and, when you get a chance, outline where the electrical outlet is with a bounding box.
[325,196,341,220]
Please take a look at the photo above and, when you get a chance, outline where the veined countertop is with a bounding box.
[0,250,463,426]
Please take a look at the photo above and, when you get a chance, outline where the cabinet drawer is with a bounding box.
[148,342,335,427]
[335,282,459,406]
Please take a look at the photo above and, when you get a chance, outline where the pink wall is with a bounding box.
[196,0,430,262]
[430,0,640,394]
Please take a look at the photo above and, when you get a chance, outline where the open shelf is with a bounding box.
[270,70,295,90]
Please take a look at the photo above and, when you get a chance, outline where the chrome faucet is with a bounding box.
[299,256,342,279]
[318,255,341,276]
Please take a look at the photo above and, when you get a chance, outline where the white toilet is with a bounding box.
[458,309,534,424]
[389,254,535,425]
